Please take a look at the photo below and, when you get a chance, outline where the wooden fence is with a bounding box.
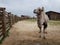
[0,7,20,43]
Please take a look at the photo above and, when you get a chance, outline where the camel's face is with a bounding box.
[33,8,43,15]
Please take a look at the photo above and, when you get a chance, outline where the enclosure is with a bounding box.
[1,19,60,45]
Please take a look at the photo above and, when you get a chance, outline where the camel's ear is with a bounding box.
[42,7,44,11]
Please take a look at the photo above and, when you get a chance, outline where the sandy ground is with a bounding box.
[1,20,60,45]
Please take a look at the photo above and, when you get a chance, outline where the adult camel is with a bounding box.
[33,7,49,38]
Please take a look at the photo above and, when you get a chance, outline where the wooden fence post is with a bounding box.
[0,8,6,37]
[8,12,12,28]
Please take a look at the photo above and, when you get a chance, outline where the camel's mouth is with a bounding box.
[33,8,43,15]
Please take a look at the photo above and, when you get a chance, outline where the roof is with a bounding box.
[46,11,60,15]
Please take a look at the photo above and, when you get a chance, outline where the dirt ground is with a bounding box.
[1,20,60,45]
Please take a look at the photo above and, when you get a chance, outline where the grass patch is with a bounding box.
[49,20,60,25]
[23,19,60,25]
[0,30,10,44]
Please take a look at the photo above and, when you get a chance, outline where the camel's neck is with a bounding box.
[37,11,44,19]
[37,12,45,24]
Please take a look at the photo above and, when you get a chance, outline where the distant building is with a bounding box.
[20,15,31,19]
[46,11,60,20]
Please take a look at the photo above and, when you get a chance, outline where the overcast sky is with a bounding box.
[0,0,60,16]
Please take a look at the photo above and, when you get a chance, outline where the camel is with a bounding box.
[33,7,49,39]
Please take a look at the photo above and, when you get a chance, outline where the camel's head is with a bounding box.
[33,7,44,15]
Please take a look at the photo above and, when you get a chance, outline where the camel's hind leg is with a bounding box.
[43,22,47,34]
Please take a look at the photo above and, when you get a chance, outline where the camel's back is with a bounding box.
[44,14,49,22]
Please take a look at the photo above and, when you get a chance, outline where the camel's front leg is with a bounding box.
[39,27,41,33]
[39,25,42,38]
[41,25,46,39]
[38,24,41,33]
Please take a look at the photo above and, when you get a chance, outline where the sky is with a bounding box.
[0,0,60,16]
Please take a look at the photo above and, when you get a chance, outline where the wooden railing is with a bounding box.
[0,7,20,43]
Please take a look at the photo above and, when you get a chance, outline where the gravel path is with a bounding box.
[1,21,60,45]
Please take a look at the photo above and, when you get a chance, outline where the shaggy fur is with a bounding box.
[33,7,49,33]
